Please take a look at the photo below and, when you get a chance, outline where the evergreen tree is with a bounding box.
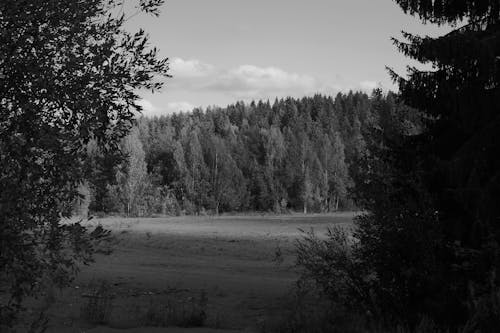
[345,0,500,329]
[389,0,500,328]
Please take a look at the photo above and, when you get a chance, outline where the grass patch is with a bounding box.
[139,290,208,327]
[257,279,369,333]
[80,279,114,325]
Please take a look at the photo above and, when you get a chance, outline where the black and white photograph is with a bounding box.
[1,0,499,332]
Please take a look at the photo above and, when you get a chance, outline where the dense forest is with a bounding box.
[80,90,418,217]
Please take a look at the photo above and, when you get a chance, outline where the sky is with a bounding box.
[126,0,452,116]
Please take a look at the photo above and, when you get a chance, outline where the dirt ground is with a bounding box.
[25,213,356,332]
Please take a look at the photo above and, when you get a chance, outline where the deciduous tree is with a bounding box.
[0,0,169,326]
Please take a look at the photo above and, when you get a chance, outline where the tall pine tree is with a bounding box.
[354,0,500,329]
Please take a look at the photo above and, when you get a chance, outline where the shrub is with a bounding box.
[296,227,374,319]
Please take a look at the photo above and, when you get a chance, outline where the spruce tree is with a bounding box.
[370,0,500,328]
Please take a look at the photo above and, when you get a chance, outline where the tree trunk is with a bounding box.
[324,170,329,212]
[214,151,218,214]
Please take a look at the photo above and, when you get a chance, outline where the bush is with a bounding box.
[296,227,374,318]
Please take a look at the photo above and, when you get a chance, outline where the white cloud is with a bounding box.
[166,101,195,114]
[170,57,215,78]
[137,99,194,116]
[212,65,318,98]
[359,80,379,92]
[164,58,385,110]
[169,57,325,101]
[137,99,158,115]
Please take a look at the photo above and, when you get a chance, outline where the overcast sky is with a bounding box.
[127,0,451,116]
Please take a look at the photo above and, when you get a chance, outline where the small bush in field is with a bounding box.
[296,227,374,314]
[294,226,492,332]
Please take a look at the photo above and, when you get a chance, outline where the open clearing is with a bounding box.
[37,213,355,332]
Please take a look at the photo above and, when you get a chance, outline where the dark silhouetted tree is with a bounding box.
[315,0,500,330]
[0,0,169,327]
[385,0,500,328]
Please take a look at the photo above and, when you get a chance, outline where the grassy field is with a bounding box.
[34,213,356,332]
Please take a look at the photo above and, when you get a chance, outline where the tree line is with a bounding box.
[80,90,416,217]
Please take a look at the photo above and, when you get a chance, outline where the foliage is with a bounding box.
[297,0,500,330]
[0,0,169,327]
[110,127,150,216]
[88,92,407,215]
[385,0,499,328]
[73,182,92,218]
